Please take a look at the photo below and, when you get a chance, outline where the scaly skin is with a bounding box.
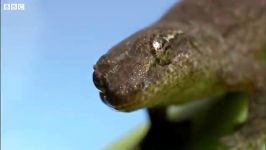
[93,0,266,149]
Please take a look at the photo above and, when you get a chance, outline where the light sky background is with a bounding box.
[1,0,177,149]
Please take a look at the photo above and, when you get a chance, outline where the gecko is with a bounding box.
[93,0,266,149]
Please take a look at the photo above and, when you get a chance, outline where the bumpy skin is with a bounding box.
[93,0,266,149]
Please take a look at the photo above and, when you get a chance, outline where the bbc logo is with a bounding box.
[3,3,25,11]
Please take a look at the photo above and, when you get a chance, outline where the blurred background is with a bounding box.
[1,0,176,149]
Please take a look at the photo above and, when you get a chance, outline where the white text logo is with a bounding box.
[3,3,25,11]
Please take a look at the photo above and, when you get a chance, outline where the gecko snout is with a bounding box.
[92,71,102,91]
[92,70,118,108]
[93,68,142,111]
[92,71,111,105]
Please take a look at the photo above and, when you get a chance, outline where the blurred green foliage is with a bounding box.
[106,93,265,150]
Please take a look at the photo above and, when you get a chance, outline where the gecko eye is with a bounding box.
[151,36,168,56]
[152,37,164,50]
[150,35,172,65]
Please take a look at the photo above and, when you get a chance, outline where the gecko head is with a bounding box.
[93,26,204,112]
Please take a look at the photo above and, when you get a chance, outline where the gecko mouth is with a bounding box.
[93,71,147,111]
[93,71,132,110]
[92,71,113,106]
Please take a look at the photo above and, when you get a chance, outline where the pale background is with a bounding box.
[1,0,176,149]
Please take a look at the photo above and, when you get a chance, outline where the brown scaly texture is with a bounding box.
[93,0,266,149]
